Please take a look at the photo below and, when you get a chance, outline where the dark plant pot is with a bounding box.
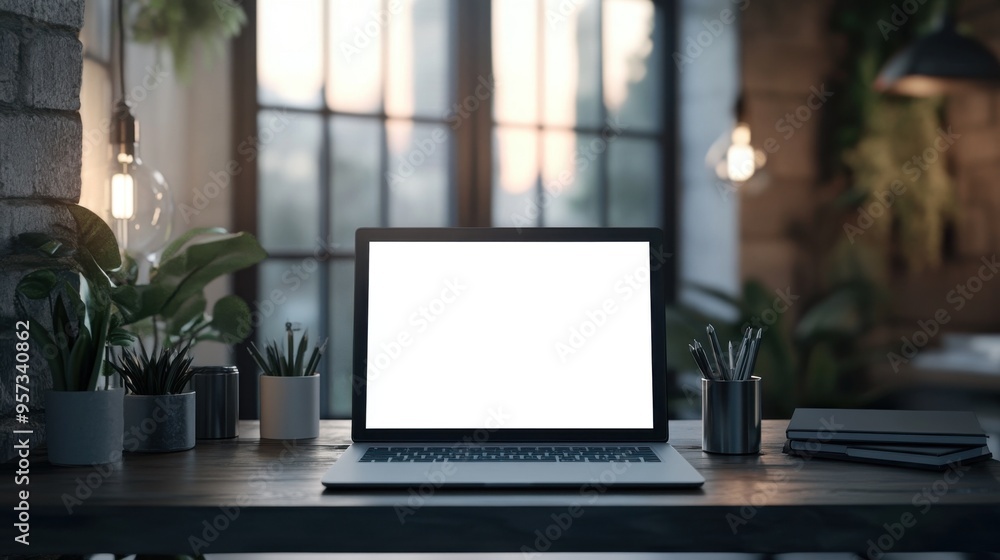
[45,388,124,466]
[123,392,196,452]
[260,374,319,440]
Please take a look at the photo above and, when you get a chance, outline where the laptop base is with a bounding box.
[322,443,704,488]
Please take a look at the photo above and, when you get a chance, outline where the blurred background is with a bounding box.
[77,0,1000,438]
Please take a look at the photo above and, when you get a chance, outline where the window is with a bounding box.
[234,0,675,418]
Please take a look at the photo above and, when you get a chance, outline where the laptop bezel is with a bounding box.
[351,227,669,443]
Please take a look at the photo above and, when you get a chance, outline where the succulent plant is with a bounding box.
[249,322,328,377]
[113,339,196,395]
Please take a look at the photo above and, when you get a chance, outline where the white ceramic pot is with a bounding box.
[123,392,196,452]
[45,388,124,466]
[259,374,319,440]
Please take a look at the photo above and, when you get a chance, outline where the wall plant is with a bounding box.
[827,0,953,276]
[128,0,247,79]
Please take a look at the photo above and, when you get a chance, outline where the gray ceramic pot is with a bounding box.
[259,374,319,440]
[123,392,196,452]
[45,388,124,466]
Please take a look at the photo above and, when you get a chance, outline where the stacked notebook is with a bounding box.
[784,408,993,470]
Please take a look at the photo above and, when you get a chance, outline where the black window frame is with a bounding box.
[231,0,679,419]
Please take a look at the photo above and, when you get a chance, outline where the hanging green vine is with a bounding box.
[129,0,247,79]
[828,0,954,276]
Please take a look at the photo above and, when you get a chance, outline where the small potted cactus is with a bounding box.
[249,323,327,440]
[113,340,197,452]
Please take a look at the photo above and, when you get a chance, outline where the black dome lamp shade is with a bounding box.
[875,12,1000,96]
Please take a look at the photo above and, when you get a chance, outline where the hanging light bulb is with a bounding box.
[705,98,769,192]
[108,102,173,262]
[107,0,172,263]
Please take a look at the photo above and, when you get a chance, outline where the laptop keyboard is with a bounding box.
[360,445,661,463]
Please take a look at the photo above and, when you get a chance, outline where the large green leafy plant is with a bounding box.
[113,227,267,348]
[667,280,883,418]
[15,205,135,391]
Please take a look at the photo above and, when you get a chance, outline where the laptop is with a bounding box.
[321,227,704,488]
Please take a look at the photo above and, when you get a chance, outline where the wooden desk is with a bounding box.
[4,420,999,556]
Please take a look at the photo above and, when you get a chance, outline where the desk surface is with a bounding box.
[4,420,1000,555]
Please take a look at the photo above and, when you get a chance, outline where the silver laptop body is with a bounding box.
[321,228,704,488]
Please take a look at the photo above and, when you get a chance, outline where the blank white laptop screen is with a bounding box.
[364,241,654,430]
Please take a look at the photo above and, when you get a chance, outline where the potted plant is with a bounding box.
[15,205,135,466]
[113,340,197,452]
[249,323,327,440]
[112,227,267,350]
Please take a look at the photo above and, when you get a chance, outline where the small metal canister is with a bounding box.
[190,366,239,439]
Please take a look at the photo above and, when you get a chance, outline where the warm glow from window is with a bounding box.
[603,0,654,114]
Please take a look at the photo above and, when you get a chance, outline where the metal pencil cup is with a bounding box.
[190,366,240,439]
[701,376,761,454]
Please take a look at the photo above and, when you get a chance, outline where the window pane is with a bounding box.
[258,111,322,252]
[387,120,451,227]
[603,0,662,133]
[492,0,538,125]
[329,260,354,417]
[328,0,382,114]
[542,130,600,226]
[331,116,382,247]
[543,0,601,128]
[492,126,539,227]
[258,0,323,108]
[386,0,452,118]
[609,137,660,226]
[257,259,323,360]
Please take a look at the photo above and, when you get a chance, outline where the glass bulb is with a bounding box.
[110,172,135,219]
[705,122,768,189]
[107,149,173,260]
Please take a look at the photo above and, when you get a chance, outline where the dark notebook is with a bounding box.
[786,440,992,469]
[786,408,988,446]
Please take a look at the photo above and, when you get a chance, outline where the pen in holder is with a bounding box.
[689,324,764,454]
[701,376,761,454]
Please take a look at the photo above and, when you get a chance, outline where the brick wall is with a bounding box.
[891,2,1000,332]
[0,0,85,461]
[739,0,834,297]
[740,0,1000,335]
